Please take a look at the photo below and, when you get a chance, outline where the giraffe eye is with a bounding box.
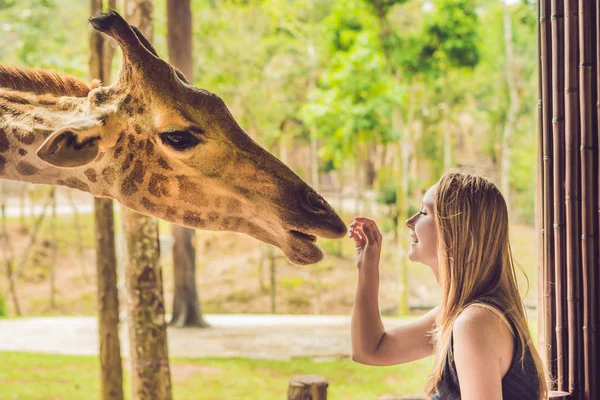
[159,130,200,151]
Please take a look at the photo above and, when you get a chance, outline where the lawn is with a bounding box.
[1,352,433,400]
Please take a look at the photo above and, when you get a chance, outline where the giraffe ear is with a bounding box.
[36,126,102,168]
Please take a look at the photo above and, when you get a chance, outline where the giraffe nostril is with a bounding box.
[304,189,328,214]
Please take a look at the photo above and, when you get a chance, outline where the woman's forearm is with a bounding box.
[351,267,385,362]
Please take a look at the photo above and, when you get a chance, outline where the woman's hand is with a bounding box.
[349,217,382,270]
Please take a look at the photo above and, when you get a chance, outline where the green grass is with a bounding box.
[0,352,433,400]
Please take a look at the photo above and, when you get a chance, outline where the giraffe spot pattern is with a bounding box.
[102,166,116,185]
[157,157,171,170]
[227,198,242,214]
[1,94,29,105]
[207,212,220,222]
[64,177,90,192]
[0,128,9,152]
[113,146,123,159]
[165,206,178,220]
[0,102,23,116]
[18,148,27,156]
[84,169,98,183]
[37,98,57,106]
[145,141,154,156]
[16,161,39,176]
[17,132,36,145]
[121,160,145,197]
[121,153,134,172]
[141,197,156,213]
[177,175,209,207]
[148,173,169,198]
[33,116,45,125]
[183,211,205,227]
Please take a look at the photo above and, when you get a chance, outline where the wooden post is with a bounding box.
[287,375,328,400]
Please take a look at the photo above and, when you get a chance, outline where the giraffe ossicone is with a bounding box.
[0,10,346,265]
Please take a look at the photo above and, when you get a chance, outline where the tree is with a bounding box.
[122,1,173,399]
[166,0,209,329]
[89,2,124,398]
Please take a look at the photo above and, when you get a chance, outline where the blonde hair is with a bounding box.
[424,170,548,399]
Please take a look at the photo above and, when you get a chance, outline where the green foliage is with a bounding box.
[420,0,480,73]
[0,293,6,317]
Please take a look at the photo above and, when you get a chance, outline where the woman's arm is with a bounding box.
[349,218,437,366]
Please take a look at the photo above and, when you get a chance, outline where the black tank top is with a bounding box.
[430,305,540,400]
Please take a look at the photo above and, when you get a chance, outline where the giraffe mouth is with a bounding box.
[289,230,317,243]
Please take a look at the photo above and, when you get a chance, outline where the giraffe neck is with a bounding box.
[0,89,108,195]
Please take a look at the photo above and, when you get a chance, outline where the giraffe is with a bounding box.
[0,10,346,265]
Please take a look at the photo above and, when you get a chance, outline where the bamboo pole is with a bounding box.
[550,0,567,390]
[540,0,557,382]
[536,0,545,366]
[578,0,598,398]
[563,0,583,396]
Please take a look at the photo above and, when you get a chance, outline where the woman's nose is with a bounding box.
[405,215,414,229]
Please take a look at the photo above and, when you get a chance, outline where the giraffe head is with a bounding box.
[33,10,345,265]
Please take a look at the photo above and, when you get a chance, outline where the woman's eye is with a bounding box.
[160,131,200,151]
[419,210,427,215]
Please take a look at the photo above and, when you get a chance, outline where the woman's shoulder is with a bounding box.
[452,303,515,373]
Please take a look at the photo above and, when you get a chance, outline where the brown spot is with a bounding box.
[102,166,116,185]
[134,124,143,134]
[158,157,171,170]
[121,160,145,197]
[17,132,36,145]
[164,206,178,220]
[222,217,243,231]
[0,155,6,174]
[141,197,156,212]
[137,105,145,114]
[1,94,29,104]
[63,177,90,192]
[145,141,154,156]
[95,152,105,162]
[37,98,57,106]
[0,128,10,152]
[57,179,65,185]
[0,102,23,116]
[18,148,27,156]
[177,176,208,207]
[121,153,134,172]
[84,169,98,183]
[16,161,39,176]
[33,116,45,124]
[136,139,144,151]
[226,199,242,214]
[148,173,169,198]
[207,212,220,222]
[183,211,205,227]
[114,146,123,159]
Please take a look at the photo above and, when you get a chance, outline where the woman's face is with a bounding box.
[405,184,439,279]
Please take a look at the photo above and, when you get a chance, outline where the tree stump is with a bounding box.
[287,375,328,400]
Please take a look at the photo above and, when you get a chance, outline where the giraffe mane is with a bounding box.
[0,65,100,97]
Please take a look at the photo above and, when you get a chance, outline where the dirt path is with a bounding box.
[0,314,407,360]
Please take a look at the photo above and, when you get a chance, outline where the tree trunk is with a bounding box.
[500,0,518,215]
[90,0,124,399]
[49,187,56,309]
[122,1,173,399]
[166,0,209,328]
[169,225,208,327]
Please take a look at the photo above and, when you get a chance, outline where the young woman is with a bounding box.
[349,171,548,400]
